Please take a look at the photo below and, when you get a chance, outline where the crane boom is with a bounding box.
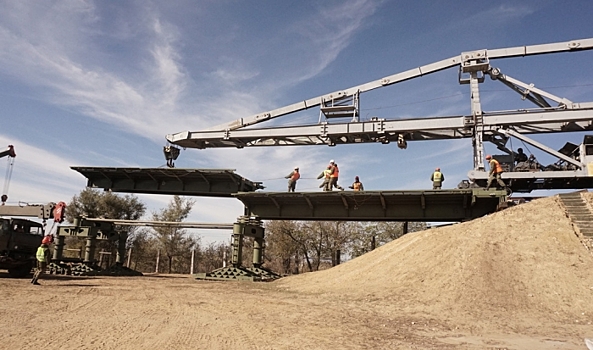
[164,37,593,193]
[0,202,60,220]
[0,145,15,159]
[167,107,593,149]
[167,37,593,136]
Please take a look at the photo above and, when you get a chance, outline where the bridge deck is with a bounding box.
[234,189,506,221]
[71,167,263,197]
[71,167,506,222]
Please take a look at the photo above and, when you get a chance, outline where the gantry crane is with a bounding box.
[165,38,593,193]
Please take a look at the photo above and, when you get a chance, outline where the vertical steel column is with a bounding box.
[252,235,263,268]
[247,217,264,268]
[83,235,96,263]
[52,235,65,261]
[470,71,485,171]
[231,221,244,268]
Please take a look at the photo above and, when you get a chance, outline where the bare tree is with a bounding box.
[265,220,318,272]
[264,221,302,274]
[323,221,361,266]
[151,196,199,273]
[197,242,229,273]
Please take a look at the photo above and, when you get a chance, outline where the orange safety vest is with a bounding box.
[330,165,339,178]
[291,172,300,181]
[353,182,362,191]
[490,159,503,173]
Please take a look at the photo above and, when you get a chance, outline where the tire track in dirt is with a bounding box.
[175,304,246,349]
[96,277,250,349]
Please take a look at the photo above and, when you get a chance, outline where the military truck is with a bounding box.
[0,202,65,277]
[0,218,45,277]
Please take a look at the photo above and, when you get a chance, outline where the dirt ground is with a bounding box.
[2,194,593,349]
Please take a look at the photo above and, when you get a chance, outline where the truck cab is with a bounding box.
[0,218,44,277]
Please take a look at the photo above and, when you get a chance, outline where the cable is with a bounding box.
[520,140,534,156]
[258,177,286,181]
[2,157,14,198]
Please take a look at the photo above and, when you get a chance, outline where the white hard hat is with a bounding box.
[329,159,335,163]
[294,166,299,170]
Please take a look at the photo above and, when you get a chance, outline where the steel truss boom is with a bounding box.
[166,37,593,150]
[168,107,593,149]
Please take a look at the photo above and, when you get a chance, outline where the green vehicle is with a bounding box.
[0,218,45,278]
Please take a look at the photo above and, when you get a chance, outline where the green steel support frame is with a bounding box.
[195,216,280,281]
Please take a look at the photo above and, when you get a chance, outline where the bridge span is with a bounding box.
[72,166,506,222]
[71,167,507,280]
[234,189,507,222]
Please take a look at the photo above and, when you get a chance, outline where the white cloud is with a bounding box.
[0,135,86,204]
[442,4,536,34]
[0,3,195,142]
[288,0,380,83]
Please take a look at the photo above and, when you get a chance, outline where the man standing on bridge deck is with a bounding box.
[485,155,506,191]
[317,164,332,191]
[349,176,364,191]
[328,160,344,191]
[285,167,300,192]
[31,235,53,285]
[431,167,444,189]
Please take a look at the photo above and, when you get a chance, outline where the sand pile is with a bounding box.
[275,195,593,322]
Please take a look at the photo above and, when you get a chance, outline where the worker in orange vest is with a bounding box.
[349,176,364,191]
[485,155,506,190]
[285,167,300,192]
[328,160,344,191]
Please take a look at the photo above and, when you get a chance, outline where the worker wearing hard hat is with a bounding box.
[30,235,53,285]
[349,176,364,191]
[485,155,506,191]
[317,165,332,191]
[430,167,444,189]
[328,160,344,191]
[285,167,301,192]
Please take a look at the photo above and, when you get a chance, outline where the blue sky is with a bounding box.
[1,0,593,244]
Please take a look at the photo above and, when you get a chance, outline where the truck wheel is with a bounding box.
[8,263,33,278]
